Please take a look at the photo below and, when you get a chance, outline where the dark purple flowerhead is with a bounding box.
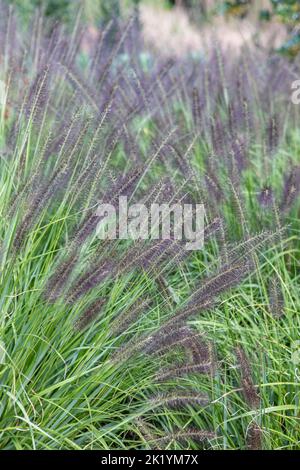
[258,186,274,208]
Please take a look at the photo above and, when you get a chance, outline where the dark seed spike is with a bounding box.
[66,259,115,303]
[74,298,107,331]
[156,362,214,382]
[258,186,274,208]
[268,275,284,318]
[154,429,216,448]
[235,346,260,409]
[134,418,158,450]
[246,422,263,450]
[280,165,300,213]
[110,298,151,336]
[149,391,210,409]
[44,252,79,302]
[144,325,196,354]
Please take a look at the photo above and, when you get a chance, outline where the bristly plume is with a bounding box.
[74,298,106,331]
[266,113,280,154]
[139,256,256,359]
[186,261,253,307]
[23,64,51,125]
[145,326,201,355]
[149,391,210,409]
[268,275,284,318]
[258,186,274,208]
[228,176,249,237]
[65,240,185,305]
[222,230,284,266]
[66,259,115,304]
[192,87,202,130]
[155,275,176,307]
[154,428,216,449]
[118,239,184,276]
[44,253,79,303]
[13,162,71,252]
[156,362,215,382]
[280,165,300,213]
[145,325,215,371]
[134,418,158,450]
[144,299,214,348]
[110,297,151,335]
[246,422,263,450]
[115,231,265,364]
[105,166,144,205]
[235,346,260,409]
[71,166,144,248]
[230,137,247,173]
[43,166,144,304]
[187,338,216,369]
[204,167,223,203]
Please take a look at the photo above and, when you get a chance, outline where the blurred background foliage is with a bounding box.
[3,0,140,25]
[259,0,300,57]
[4,0,300,57]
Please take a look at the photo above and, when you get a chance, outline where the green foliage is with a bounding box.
[260,1,300,57]
[4,0,141,25]
[217,0,300,57]
[259,0,300,30]
[99,0,120,22]
[270,0,300,28]
[220,0,251,19]
[4,0,70,22]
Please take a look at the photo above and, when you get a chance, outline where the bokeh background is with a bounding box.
[4,1,300,58]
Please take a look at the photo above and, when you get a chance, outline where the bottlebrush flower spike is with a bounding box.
[117,229,269,364]
[268,275,285,318]
[230,137,247,173]
[266,113,280,154]
[72,167,143,247]
[258,186,274,208]
[45,253,79,303]
[46,167,144,303]
[118,239,181,275]
[149,391,210,409]
[134,418,158,450]
[145,326,198,354]
[13,162,71,251]
[235,346,260,409]
[186,261,253,309]
[74,298,107,331]
[24,65,51,123]
[223,230,285,266]
[66,259,115,304]
[154,428,216,448]
[187,338,216,367]
[111,333,153,364]
[156,362,215,382]
[246,422,263,450]
[228,176,248,237]
[164,143,192,178]
[145,325,214,370]
[204,166,223,203]
[280,165,300,213]
[192,87,202,131]
[110,298,151,335]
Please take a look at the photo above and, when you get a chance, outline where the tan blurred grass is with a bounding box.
[140,1,287,57]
